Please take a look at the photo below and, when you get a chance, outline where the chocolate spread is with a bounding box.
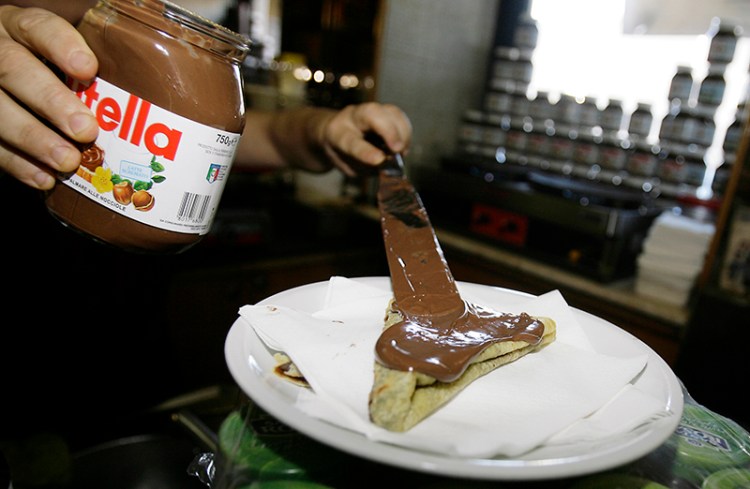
[375,170,545,382]
[44,0,249,253]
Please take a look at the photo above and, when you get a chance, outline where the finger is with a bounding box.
[323,149,358,177]
[0,88,83,173]
[326,118,386,168]
[0,140,58,190]
[347,136,388,166]
[327,106,386,160]
[347,103,412,159]
[375,104,412,154]
[0,10,99,144]
[0,7,97,80]
[0,42,98,143]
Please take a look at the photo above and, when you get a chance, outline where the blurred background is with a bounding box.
[2,2,750,485]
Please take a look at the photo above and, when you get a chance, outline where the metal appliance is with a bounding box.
[413,156,664,282]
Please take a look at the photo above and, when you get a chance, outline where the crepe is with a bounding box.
[368,300,557,432]
[273,353,309,387]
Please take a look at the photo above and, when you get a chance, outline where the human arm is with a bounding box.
[0,2,412,190]
[236,103,412,176]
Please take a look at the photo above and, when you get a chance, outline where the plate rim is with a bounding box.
[224,277,684,480]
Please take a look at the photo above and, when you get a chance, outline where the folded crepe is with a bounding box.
[368,299,556,432]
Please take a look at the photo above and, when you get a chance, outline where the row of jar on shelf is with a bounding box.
[456,110,731,199]
[483,82,742,154]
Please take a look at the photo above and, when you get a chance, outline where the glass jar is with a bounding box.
[572,131,601,166]
[529,90,553,122]
[668,65,694,106]
[724,106,746,154]
[659,105,681,142]
[485,87,514,114]
[683,153,707,186]
[559,94,582,125]
[690,105,716,148]
[525,123,553,159]
[578,97,601,128]
[628,103,654,139]
[513,12,538,49]
[510,49,534,85]
[46,0,250,253]
[600,99,625,134]
[599,135,630,170]
[697,65,727,107]
[509,87,532,118]
[706,17,742,64]
[505,121,529,152]
[656,145,689,183]
[548,132,575,162]
[492,47,521,82]
[626,142,660,176]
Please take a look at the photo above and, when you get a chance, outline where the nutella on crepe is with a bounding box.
[45,0,250,253]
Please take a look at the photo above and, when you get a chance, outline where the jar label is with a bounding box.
[64,77,241,235]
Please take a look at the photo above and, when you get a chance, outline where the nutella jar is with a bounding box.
[626,142,660,176]
[599,135,630,170]
[706,17,742,64]
[627,103,653,140]
[697,65,727,107]
[492,47,521,82]
[667,65,694,106]
[600,98,624,134]
[513,12,538,50]
[45,0,250,253]
[724,106,746,154]
[578,97,601,129]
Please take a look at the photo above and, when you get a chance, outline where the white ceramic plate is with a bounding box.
[224,277,684,480]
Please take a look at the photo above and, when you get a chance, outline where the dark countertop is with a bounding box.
[2,170,743,489]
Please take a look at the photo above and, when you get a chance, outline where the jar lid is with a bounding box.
[111,0,252,62]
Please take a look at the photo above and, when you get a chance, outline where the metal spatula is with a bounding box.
[375,148,463,316]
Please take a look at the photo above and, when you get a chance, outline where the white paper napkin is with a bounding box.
[237,277,668,458]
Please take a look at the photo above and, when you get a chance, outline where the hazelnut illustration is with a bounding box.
[112,181,134,205]
[132,190,155,211]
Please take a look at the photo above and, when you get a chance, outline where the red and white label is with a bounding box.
[64,77,241,235]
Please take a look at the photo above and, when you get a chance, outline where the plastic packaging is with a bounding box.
[189,385,750,488]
